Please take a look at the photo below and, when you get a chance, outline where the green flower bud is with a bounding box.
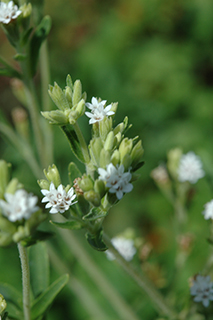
[130,140,144,169]
[44,164,61,187]
[41,110,68,125]
[110,102,118,114]
[99,117,112,141]
[72,80,82,106]
[64,86,73,107]
[89,137,103,167]
[48,82,70,111]
[66,74,73,89]
[0,216,16,234]
[121,154,132,171]
[37,179,50,190]
[67,110,79,125]
[119,138,133,162]
[84,190,101,207]
[167,148,182,180]
[0,160,11,199]
[94,179,106,199]
[5,178,22,194]
[75,99,85,117]
[99,149,111,169]
[110,149,120,166]
[20,3,32,18]
[114,132,122,145]
[13,225,26,243]
[0,294,7,314]
[104,131,115,151]
[79,175,94,192]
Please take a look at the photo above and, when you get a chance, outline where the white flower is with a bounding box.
[41,182,77,214]
[0,189,38,222]
[98,163,133,200]
[85,97,114,124]
[177,152,205,184]
[106,237,136,261]
[0,1,22,24]
[190,275,213,307]
[202,200,213,220]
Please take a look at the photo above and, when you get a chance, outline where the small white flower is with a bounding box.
[0,1,22,24]
[202,200,213,220]
[190,275,213,307]
[0,189,38,222]
[106,237,136,261]
[177,152,205,184]
[98,163,133,200]
[41,182,77,214]
[85,97,114,124]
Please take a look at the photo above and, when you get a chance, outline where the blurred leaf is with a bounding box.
[27,15,52,77]
[86,229,108,251]
[13,53,26,61]
[29,242,49,298]
[20,231,54,247]
[61,124,85,163]
[68,162,82,184]
[31,274,69,320]
[50,219,83,230]
[83,207,108,221]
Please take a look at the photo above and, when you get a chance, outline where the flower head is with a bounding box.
[0,189,38,222]
[41,182,77,214]
[190,275,213,307]
[106,236,136,261]
[85,97,114,124]
[202,200,213,220]
[177,152,205,184]
[98,163,133,200]
[0,1,22,24]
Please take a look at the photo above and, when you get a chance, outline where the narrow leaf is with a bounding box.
[31,274,69,320]
[29,242,49,298]
[61,124,85,163]
[0,283,22,309]
[50,220,83,230]
[86,229,108,251]
[132,161,145,172]
[68,162,82,184]
[0,67,21,79]
[20,230,54,247]
[83,207,107,221]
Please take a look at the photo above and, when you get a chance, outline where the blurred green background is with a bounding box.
[1,0,213,319]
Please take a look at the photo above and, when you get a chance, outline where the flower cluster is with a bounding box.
[0,1,22,24]
[98,163,133,200]
[106,236,136,261]
[190,275,213,307]
[177,152,205,184]
[0,189,38,222]
[41,182,77,214]
[202,200,213,220]
[85,97,114,124]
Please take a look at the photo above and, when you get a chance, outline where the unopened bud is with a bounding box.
[104,131,115,151]
[64,86,73,107]
[79,175,94,192]
[72,80,82,106]
[167,148,182,179]
[84,190,101,207]
[130,140,144,169]
[110,149,120,166]
[20,3,32,18]
[0,293,7,314]
[89,138,103,167]
[99,117,112,141]
[75,99,85,117]
[119,138,133,162]
[94,179,106,199]
[0,160,11,199]
[41,110,68,125]
[37,179,50,190]
[5,178,22,194]
[48,82,70,111]
[121,154,132,171]
[44,164,61,187]
[99,149,111,168]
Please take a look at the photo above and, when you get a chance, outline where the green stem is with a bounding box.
[55,221,141,320]
[17,243,31,320]
[0,122,42,178]
[103,233,178,319]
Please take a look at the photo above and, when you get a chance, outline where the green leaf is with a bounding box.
[20,230,54,247]
[31,274,69,320]
[0,67,21,79]
[86,229,108,251]
[83,207,108,221]
[50,220,83,230]
[13,53,26,61]
[3,302,23,320]
[0,283,22,310]
[68,162,82,184]
[61,124,85,163]
[27,15,51,77]
[29,242,49,298]
[132,161,145,172]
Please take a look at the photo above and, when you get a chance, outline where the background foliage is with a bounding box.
[0,0,213,319]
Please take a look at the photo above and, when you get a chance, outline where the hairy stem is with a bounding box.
[17,243,31,320]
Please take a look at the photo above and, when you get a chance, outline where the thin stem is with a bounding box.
[73,122,91,174]
[103,233,178,320]
[54,221,141,320]
[17,243,31,320]
[0,122,42,178]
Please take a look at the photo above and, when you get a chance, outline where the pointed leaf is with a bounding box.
[68,162,82,184]
[0,67,21,79]
[50,220,83,230]
[132,161,145,172]
[86,229,108,251]
[31,274,69,320]
[0,283,22,309]
[29,242,49,298]
[83,207,108,221]
[61,124,85,163]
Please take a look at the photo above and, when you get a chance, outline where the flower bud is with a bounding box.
[110,102,118,114]
[5,178,22,194]
[41,110,68,125]
[119,138,133,162]
[72,80,82,106]
[64,86,73,107]
[167,148,182,180]
[0,160,11,199]
[99,117,112,141]
[75,99,85,117]
[0,293,7,314]
[110,149,120,166]
[44,164,61,187]
[130,140,144,169]
[37,179,50,190]
[121,154,132,171]
[79,175,94,192]
[20,3,32,18]
[48,82,70,111]
[99,149,111,169]
[84,190,101,207]
[66,74,73,89]
[89,138,103,167]
[104,131,115,151]
[94,179,106,199]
